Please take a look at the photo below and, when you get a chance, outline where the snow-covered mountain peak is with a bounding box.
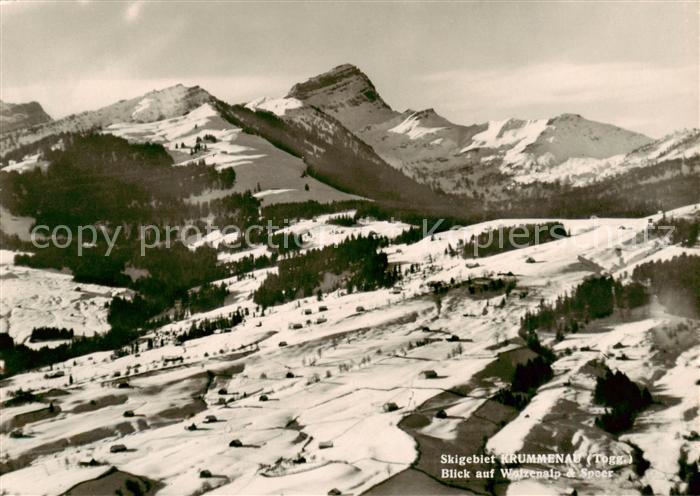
[462,114,650,162]
[389,109,453,140]
[525,114,652,161]
[2,68,695,199]
[0,84,215,154]
[356,108,661,193]
[286,63,396,131]
[128,84,212,122]
[506,125,698,187]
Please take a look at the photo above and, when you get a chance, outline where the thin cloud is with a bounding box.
[422,62,695,109]
[418,62,698,137]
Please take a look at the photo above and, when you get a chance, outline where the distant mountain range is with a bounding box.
[281,64,699,193]
[1,64,698,217]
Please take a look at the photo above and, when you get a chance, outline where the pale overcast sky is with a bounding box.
[1,1,697,137]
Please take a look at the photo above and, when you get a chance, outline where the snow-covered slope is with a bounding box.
[0,88,361,205]
[0,85,212,155]
[363,110,654,193]
[0,100,52,134]
[511,128,700,186]
[5,67,695,200]
[461,118,550,155]
[244,96,303,116]
[0,250,131,348]
[1,205,698,496]
[501,113,652,168]
[388,109,453,140]
[103,102,361,205]
[234,92,456,212]
[284,65,697,195]
[625,128,700,166]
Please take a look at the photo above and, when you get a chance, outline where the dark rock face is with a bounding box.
[0,101,52,133]
[287,64,395,130]
[288,64,389,107]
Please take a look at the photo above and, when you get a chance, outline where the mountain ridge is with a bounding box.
[284,64,667,194]
[0,100,52,134]
[287,63,397,132]
[0,84,212,154]
[1,64,698,215]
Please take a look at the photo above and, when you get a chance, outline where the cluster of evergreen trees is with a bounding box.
[176,310,244,344]
[425,276,516,300]
[352,203,467,230]
[112,243,223,323]
[0,230,32,251]
[0,132,67,164]
[107,294,163,333]
[521,276,649,338]
[209,191,261,233]
[29,327,74,342]
[651,216,700,247]
[510,356,554,394]
[0,333,14,350]
[676,450,700,495]
[16,240,133,287]
[493,331,555,410]
[465,276,516,296]
[0,134,235,227]
[3,242,225,376]
[182,283,229,314]
[593,365,652,434]
[221,253,277,277]
[260,200,367,228]
[505,157,699,219]
[463,222,568,258]
[0,326,140,376]
[268,231,307,256]
[327,216,356,227]
[631,254,700,317]
[253,234,398,308]
[391,226,425,245]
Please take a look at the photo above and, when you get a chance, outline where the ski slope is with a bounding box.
[1,205,698,496]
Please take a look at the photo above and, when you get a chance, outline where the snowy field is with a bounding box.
[0,205,698,495]
[0,250,131,348]
[104,103,361,205]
